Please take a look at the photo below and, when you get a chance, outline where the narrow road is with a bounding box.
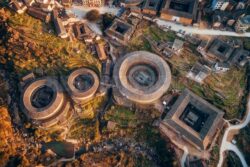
[217,95,250,167]
[154,18,250,37]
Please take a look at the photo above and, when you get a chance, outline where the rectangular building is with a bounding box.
[105,18,135,45]
[160,0,199,25]
[160,89,224,150]
[142,0,161,16]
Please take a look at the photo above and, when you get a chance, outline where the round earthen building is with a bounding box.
[113,51,171,104]
[21,77,72,128]
[66,68,100,103]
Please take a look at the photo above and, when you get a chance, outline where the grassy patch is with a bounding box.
[104,106,150,128]
[127,24,177,52]
[104,105,177,166]
[144,25,176,42]
[68,118,98,140]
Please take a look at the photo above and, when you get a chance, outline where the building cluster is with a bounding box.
[123,0,200,25]
[209,0,250,32]
[20,50,172,128]
[211,0,249,11]
[145,35,184,58]
[120,0,250,32]
[20,68,101,129]
[185,37,249,84]
[6,0,250,163]
[8,0,103,41]
[199,38,249,66]
[8,0,112,64]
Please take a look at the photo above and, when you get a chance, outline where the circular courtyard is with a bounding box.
[113,51,171,104]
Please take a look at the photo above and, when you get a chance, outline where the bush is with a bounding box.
[85,10,100,22]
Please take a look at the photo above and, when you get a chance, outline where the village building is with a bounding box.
[105,18,135,45]
[212,11,229,28]
[196,40,209,57]
[211,10,245,29]
[160,0,199,25]
[235,15,250,32]
[229,48,250,67]
[197,38,248,69]
[186,62,210,84]
[142,0,161,16]
[206,38,234,62]
[27,7,51,23]
[95,43,108,61]
[122,13,141,26]
[213,62,230,73]
[211,0,230,11]
[144,35,174,58]
[82,0,103,7]
[172,38,184,53]
[54,17,68,38]
[73,22,95,43]
[9,0,27,14]
[160,89,224,151]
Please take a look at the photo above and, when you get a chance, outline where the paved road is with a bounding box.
[69,6,250,38]
[154,19,250,37]
[69,6,119,19]
[217,95,250,167]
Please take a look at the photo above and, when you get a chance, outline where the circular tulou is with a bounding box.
[113,51,171,104]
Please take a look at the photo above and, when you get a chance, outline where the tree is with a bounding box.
[85,10,100,22]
